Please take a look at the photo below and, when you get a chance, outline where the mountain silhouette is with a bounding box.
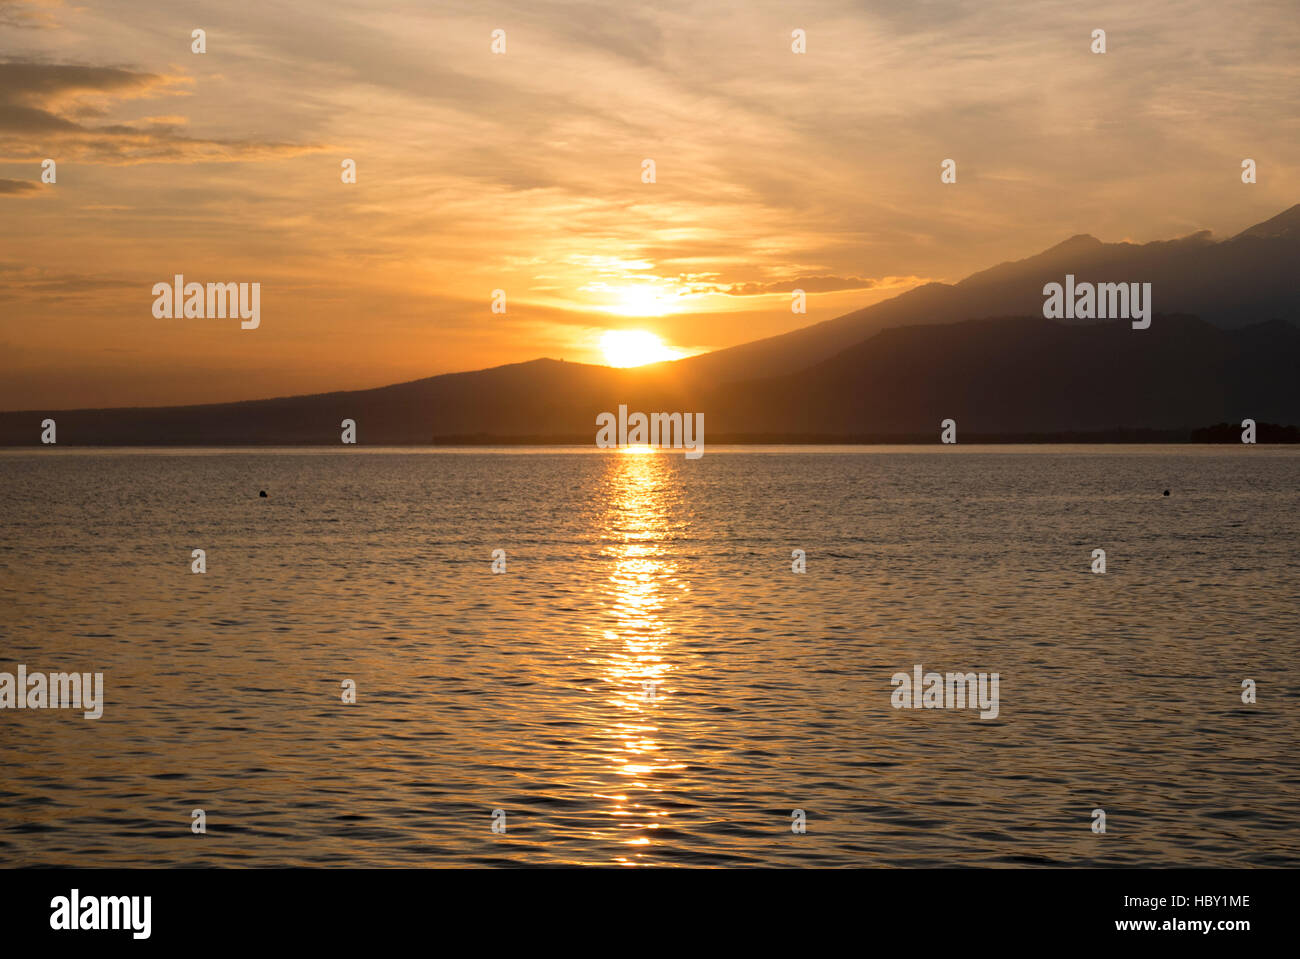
[704,314,1300,435]
[3,205,1298,444]
[670,203,1300,384]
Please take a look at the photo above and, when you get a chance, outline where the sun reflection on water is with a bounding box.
[595,450,688,863]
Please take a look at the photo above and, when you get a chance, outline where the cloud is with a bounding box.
[722,275,927,296]
[0,178,41,196]
[0,0,62,29]
[0,262,140,297]
[0,62,167,102]
[0,61,321,163]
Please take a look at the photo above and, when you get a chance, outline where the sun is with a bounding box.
[601,283,679,317]
[600,330,683,368]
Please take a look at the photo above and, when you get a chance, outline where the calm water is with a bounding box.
[1,446,1297,867]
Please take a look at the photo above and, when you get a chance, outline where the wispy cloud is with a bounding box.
[0,0,63,30]
[722,275,926,296]
[0,61,321,163]
[0,177,41,195]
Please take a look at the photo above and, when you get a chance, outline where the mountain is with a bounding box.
[3,206,1299,445]
[2,314,1296,444]
[0,359,666,446]
[668,204,1300,384]
[704,314,1300,435]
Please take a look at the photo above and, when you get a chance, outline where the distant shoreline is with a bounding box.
[3,427,1298,448]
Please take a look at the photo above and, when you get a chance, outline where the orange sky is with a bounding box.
[2,0,1298,409]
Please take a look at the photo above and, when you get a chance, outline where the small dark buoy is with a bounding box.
[259,490,268,498]
[1163,489,1170,496]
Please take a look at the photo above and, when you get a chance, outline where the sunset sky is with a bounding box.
[2,0,1298,409]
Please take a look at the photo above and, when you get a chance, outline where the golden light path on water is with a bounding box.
[597,448,687,863]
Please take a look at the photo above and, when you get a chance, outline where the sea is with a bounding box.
[1,446,1297,866]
